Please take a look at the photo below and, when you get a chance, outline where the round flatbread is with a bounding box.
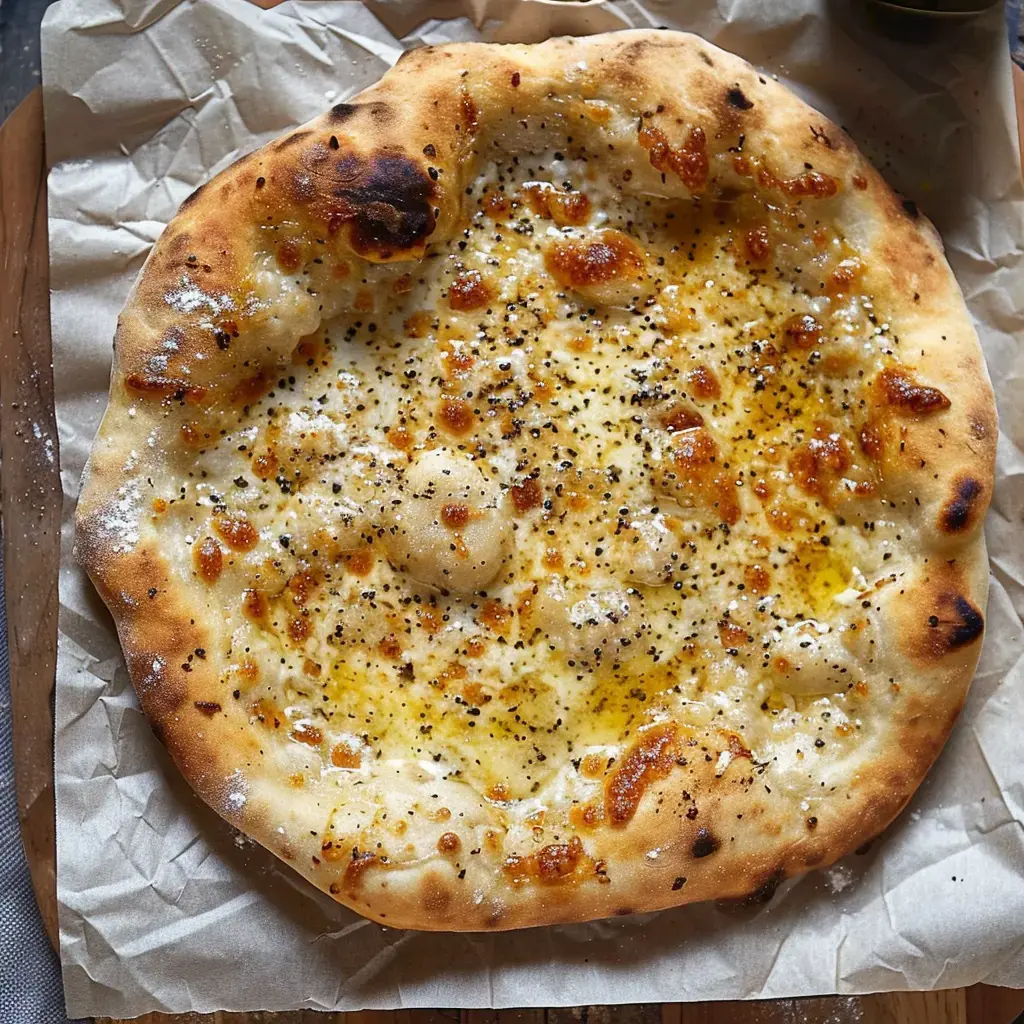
[76,30,996,930]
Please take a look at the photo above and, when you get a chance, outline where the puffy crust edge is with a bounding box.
[76,29,995,930]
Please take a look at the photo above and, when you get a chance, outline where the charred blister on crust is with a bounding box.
[274,129,314,151]
[922,593,985,657]
[329,100,392,125]
[329,103,360,123]
[736,869,785,906]
[939,476,984,534]
[725,87,753,110]
[946,596,985,650]
[691,826,719,858]
[322,151,437,259]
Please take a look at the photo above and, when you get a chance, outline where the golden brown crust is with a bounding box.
[76,30,995,930]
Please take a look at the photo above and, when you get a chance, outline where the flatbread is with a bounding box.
[76,30,996,930]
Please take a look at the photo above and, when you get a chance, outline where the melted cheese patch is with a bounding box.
[153,152,912,817]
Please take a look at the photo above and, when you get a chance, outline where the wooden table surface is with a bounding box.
[3,63,1023,1024]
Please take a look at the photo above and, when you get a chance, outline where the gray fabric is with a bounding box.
[0,550,82,1022]
[0,0,54,119]
[1010,0,1024,63]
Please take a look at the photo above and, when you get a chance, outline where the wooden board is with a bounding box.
[2,79,1023,1024]
[0,85,61,949]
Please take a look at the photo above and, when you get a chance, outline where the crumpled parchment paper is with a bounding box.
[43,0,1024,1016]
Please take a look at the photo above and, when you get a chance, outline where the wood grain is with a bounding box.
[89,990,1024,1024]
[2,73,1023,1024]
[0,85,61,948]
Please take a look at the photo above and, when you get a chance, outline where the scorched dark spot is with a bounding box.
[691,826,719,858]
[939,477,983,534]
[325,151,437,258]
[726,87,753,110]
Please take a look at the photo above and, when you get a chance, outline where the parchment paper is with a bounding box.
[44,0,1024,1016]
